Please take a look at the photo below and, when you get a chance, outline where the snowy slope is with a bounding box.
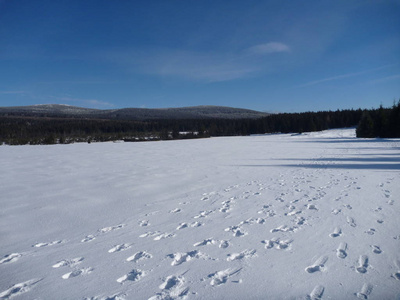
[0,128,399,300]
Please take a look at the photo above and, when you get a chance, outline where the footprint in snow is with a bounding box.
[169,208,181,213]
[194,238,217,247]
[227,249,256,261]
[329,227,342,238]
[391,260,400,280]
[305,256,328,273]
[126,251,152,263]
[148,275,189,300]
[225,226,247,237]
[219,240,230,249]
[138,220,149,227]
[0,253,22,264]
[365,228,376,235]
[208,268,241,286]
[139,231,161,238]
[153,233,175,241]
[262,238,292,250]
[194,210,213,219]
[117,269,145,284]
[271,224,297,233]
[308,285,324,300]
[176,223,188,230]
[99,224,125,233]
[371,245,382,254]
[108,244,131,253]
[0,279,42,299]
[168,250,205,266]
[33,240,64,248]
[53,257,84,268]
[355,255,369,274]
[81,235,95,243]
[62,267,93,279]
[355,283,373,299]
[346,216,356,227]
[336,242,347,259]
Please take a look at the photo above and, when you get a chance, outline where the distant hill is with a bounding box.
[0,104,269,120]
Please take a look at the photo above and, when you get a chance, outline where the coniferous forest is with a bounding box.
[1,102,399,145]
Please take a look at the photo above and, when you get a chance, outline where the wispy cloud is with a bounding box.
[104,42,291,82]
[0,90,28,95]
[370,74,400,84]
[296,70,367,88]
[296,64,398,88]
[246,42,290,55]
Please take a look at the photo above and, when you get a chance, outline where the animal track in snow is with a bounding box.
[154,233,176,241]
[308,285,324,300]
[355,283,373,299]
[99,224,125,233]
[356,255,369,274]
[346,216,356,227]
[227,249,256,261]
[0,253,21,264]
[329,227,342,238]
[208,268,241,286]
[53,257,84,268]
[0,279,41,299]
[148,275,189,300]
[168,250,205,266]
[169,208,181,213]
[117,269,144,283]
[305,256,328,273]
[33,240,63,247]
[194,238,217,247]
[126,251,152,263]
[62,267,93,279]
[371,245,382,254]
[336,242,347,259]
[81,235,95,243]
[331,208,341,215]
[108,244,131,253]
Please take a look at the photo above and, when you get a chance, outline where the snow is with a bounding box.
[0,128,399,299]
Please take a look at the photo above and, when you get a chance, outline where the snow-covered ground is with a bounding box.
[1,128,399,300]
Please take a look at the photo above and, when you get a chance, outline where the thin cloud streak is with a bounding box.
[246,42,290,55]
[0,90,28,95]
[105,42,291,82]
[296,64,398,88]
[370,74,400,84]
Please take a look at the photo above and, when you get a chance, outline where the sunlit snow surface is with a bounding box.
[1,128,400,299]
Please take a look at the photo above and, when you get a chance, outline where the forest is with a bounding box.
[1,102,399,145]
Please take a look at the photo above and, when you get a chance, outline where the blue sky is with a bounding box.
[0,0,399,112]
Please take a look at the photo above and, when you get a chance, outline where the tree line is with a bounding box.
[1,103,399,145]
[356,101,400,138]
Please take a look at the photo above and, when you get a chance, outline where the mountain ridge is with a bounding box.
[0,104,269,120]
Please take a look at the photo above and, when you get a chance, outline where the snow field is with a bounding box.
[0,128,399,299]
